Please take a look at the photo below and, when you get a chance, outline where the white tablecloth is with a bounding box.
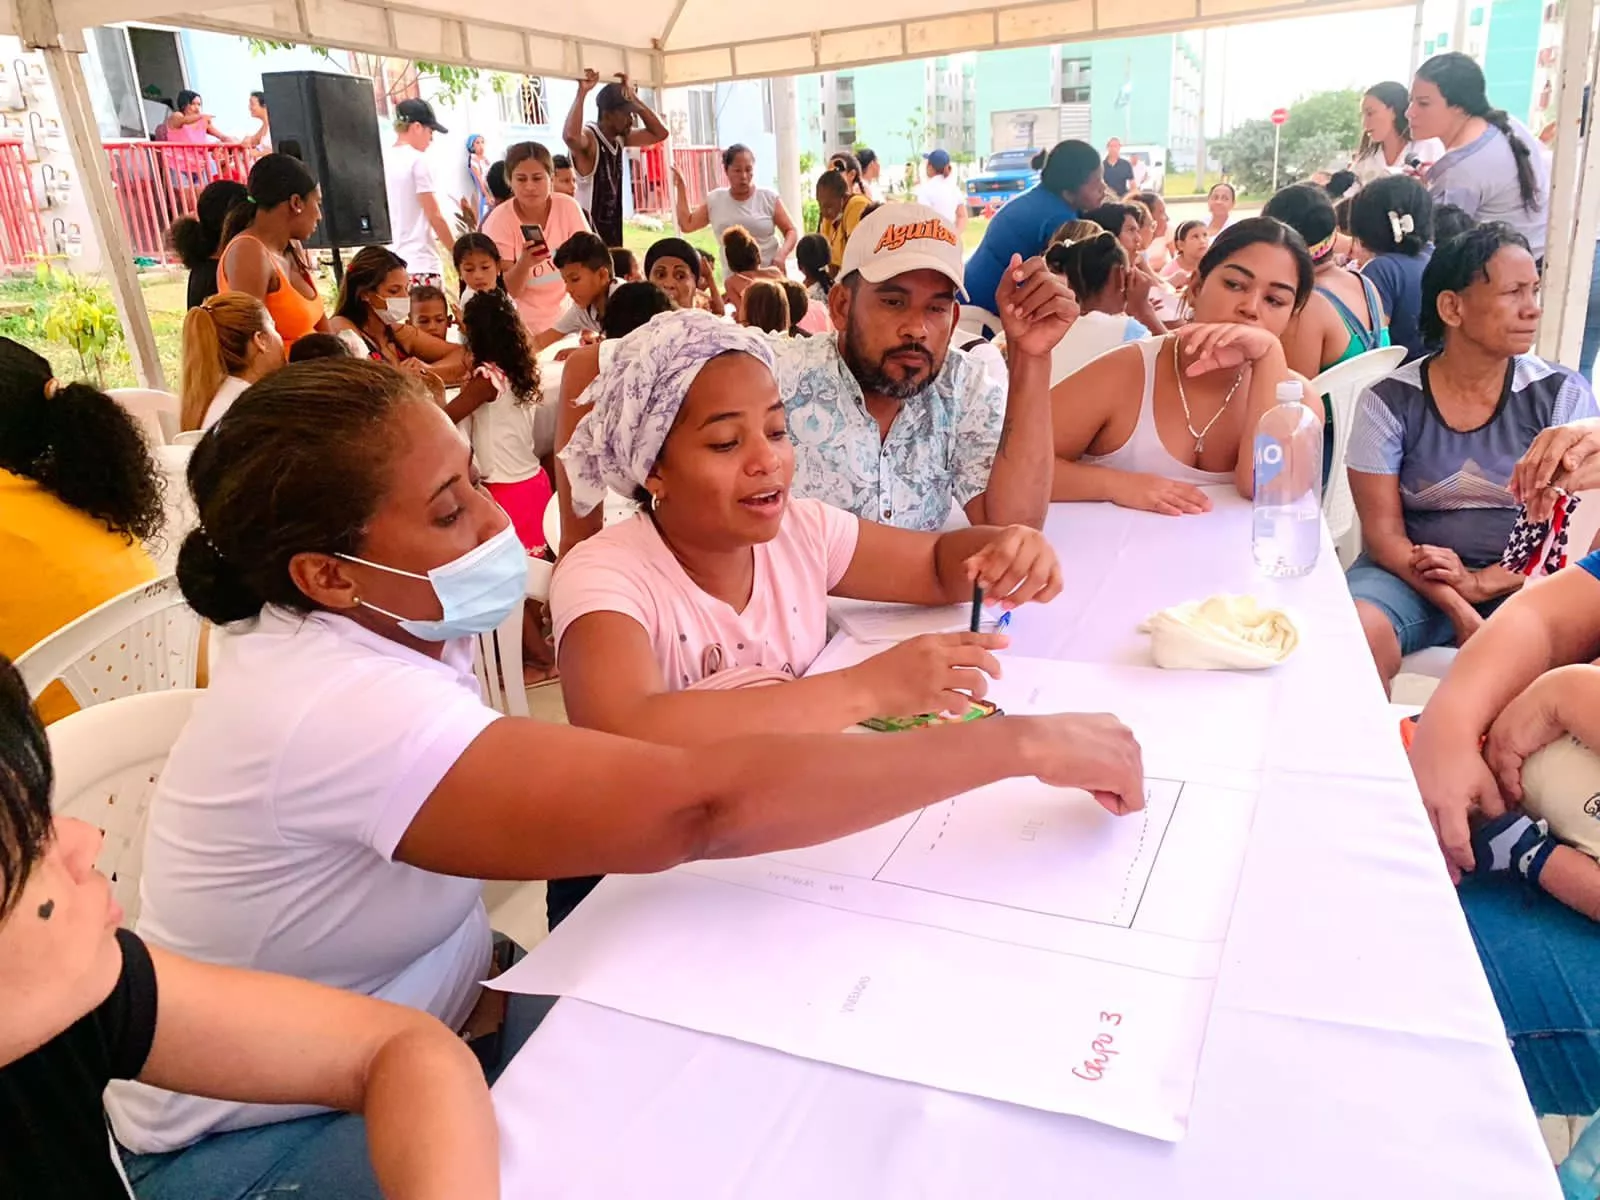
[492,490,1557,1198]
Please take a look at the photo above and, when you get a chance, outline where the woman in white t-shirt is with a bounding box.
[1350,80,1445,185]
[178,293,285,432]
[671,144,799,273]
[107,356,1144,1196]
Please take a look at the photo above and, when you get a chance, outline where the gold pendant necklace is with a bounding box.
[1173,337,1244,456]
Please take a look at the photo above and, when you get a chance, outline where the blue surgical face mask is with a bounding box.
[339,522,527,641]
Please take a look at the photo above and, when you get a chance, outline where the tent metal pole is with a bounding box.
[37,37,164,388]
[773,75,801,229]
[1537,0,1597,366]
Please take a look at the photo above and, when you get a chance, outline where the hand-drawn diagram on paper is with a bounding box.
[492,657,1272,1141]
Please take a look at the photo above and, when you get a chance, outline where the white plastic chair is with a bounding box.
[542,496,561,562]
[46,689,201,926]
[15,575,202,708]
[1312,345,1408,565]
[473,596,530,717]
[107,387,181,446]
[152,442,197,573]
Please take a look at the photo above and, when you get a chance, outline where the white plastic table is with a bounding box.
[492,490,1557,1199]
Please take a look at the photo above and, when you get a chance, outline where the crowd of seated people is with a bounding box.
[8,47,1597,1189]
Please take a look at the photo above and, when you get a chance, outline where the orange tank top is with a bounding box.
[217,233,325,346]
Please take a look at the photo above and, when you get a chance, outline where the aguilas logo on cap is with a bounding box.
[874,219,958,255]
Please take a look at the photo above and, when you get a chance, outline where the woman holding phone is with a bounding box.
[480,141,590,336]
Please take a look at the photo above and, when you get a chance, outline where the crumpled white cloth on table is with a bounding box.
[1140,594,1299,670]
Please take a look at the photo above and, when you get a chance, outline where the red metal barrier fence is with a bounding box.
[0,141,47,266]
[0,138,711,272]
[103,141,259,263]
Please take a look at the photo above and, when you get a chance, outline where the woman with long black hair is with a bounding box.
[1409,53,1550,259]
[1351,81,1444,185]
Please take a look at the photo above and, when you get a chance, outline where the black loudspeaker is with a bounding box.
[261,71,390,249]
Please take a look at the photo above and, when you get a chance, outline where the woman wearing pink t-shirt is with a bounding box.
[548,310,1076,927]
[552,310,1065,737]
[481,141,591,336]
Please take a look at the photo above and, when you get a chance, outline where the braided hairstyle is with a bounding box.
[1416,53,1541,212]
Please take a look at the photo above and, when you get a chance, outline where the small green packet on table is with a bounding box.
[859,698,1000,733]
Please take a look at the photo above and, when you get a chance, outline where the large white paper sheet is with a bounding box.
[492,660,1268,1140]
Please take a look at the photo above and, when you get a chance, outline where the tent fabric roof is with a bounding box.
[22,0,1397,86]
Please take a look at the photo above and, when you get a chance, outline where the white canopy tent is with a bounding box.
[2,0,1595,385]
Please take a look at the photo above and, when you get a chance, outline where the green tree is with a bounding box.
[899,109,932,190]
[36,262,123,387]
[245,38,486,105]
[1212,88,1364,196]
[799,150,817,176]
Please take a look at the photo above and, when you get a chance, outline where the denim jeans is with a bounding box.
[1459,874,1600,1117]
[120,943,555,1200]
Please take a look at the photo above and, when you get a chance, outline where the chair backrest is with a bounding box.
[1314,345,1408,550]
[151,443,198,573]
[107,387,181,445]
[542,494,561,561]
[15,575,202,707]
[46,688,201,925]
[472,597,530,716]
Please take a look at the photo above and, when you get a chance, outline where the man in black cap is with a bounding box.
[384,98,455,288]
[562,69,668,246]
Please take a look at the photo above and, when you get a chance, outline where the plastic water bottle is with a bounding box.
[1252,381,1324,578]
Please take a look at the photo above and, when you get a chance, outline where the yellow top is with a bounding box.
[0,468,159,723]
[819,193,871,270]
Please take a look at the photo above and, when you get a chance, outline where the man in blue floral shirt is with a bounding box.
[774,202,1079,531]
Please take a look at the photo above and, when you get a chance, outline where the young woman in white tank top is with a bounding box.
[1049,218,1322,516]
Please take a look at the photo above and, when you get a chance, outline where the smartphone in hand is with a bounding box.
[520,224,549,257]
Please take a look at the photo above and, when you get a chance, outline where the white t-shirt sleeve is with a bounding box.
[410,153,436,198]
[272,660,499,860]
[548,533,657,651]
[552,304,586,336]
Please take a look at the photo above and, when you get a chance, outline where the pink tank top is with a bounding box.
[169,119,210,145]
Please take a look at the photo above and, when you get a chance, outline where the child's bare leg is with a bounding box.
[1533,846,1600,922]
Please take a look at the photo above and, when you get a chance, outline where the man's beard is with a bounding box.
[842,313,941,401]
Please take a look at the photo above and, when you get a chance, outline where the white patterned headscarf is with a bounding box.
[560,309,777,517]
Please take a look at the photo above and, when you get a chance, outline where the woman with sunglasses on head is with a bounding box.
[1050,218,1319,517]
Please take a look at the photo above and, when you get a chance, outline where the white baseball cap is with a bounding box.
[839,202,966,298]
